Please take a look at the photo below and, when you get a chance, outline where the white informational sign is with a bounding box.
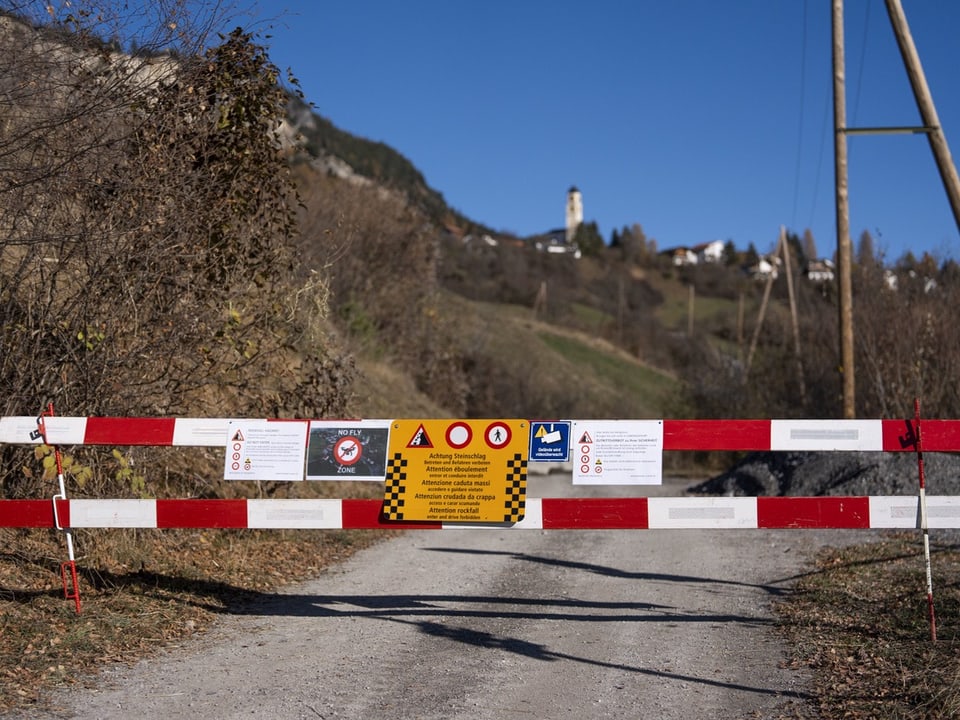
[572,419,664,485]
[223,420,308,481]
[305,419,391,481]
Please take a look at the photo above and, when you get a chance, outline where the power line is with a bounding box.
[790,0,809,229]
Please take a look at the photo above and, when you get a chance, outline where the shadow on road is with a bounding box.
[225,592,807,701]
[424,545,796,595]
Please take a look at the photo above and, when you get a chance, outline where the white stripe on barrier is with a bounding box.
[0,415,88,445]
[926,499,960,528]
[172,418,233,446]
[770,419,883,451]
[869,497,919,528]
[868,497,960,529]
[647,497,757,529]
[70,499,157,528]
[247,498,342,529]
[514,498,544,529]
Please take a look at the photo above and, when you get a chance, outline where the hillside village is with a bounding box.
[460,185,838,284]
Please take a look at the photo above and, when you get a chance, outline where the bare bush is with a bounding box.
[1,5,353,496]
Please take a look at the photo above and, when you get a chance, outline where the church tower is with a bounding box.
[565,186,583,243]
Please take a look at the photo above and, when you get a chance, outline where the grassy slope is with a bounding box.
[439,292,680,419]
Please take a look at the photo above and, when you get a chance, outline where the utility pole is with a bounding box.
[831,1,960,420]
[833,0,856,418]
[884,0,960,234]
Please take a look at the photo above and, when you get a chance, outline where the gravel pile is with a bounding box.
[692,451,960,497]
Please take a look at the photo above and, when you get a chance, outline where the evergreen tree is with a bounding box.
[722,240,738,266]
[573,220,605,257]
[802,229,818,262]
[857,230,877,267]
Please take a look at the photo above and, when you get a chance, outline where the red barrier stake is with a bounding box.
[36,404,82,614]
[913,398,936,642]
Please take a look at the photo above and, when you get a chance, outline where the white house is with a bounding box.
[748,256,779,280]
[671,248,699,266]
[805,258,835,283]
[694,240,725,264]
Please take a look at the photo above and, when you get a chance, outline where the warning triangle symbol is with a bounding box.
[407,424,434,448]
[578,431,593,444]
[535,424,547,438]
[231,430,244,442]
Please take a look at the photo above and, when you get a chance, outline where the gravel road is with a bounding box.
[28,475,864,720]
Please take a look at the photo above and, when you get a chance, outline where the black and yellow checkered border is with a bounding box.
[503,453,527,523]
[383,453,408,520]
[382,451,528,523]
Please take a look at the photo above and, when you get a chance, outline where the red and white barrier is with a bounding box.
[2,495,959,530]
[3,416,960,451]
[2,415,958,531]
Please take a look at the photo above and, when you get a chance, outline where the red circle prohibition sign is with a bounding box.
[446,422,473,449]
[334,435,363,466]
[485,422,511,449]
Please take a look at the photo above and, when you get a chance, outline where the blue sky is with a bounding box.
[251,1,960,263]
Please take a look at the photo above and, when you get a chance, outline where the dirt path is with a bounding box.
[26,476,860,719]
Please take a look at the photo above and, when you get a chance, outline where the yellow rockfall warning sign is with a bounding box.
[383,419,529,523]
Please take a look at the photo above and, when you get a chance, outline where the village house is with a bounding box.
[805,258,835,283]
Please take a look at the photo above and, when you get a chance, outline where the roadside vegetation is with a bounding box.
[776,533,960,719]
[3,1,960,716]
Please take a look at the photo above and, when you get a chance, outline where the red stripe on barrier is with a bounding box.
[341,498,443,529]
[914,420,960,452]
[881,418,960,452]
[0,499,59,528]
[663,420,771,451]
[83,417,177,446]
[757,496,871,528]
[155,499,246,528]
[882,418,917,452]
[541,498,649,529]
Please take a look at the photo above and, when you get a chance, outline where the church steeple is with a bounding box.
[565,186,583,242]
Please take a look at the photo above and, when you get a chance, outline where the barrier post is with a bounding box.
[34,404,82,614]
[913,398,936,642]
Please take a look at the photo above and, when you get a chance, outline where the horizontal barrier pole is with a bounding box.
[2,497,958,530]
[1,416,956,451]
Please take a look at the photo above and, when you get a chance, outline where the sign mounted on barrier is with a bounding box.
[223,420,308,481]
[383,419,529,523]
[572,419,664,485]
[529,421,571,462]
[306,420,390,481]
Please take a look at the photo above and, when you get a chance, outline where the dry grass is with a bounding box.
[0,525,387,713]
[774,532,960,719]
